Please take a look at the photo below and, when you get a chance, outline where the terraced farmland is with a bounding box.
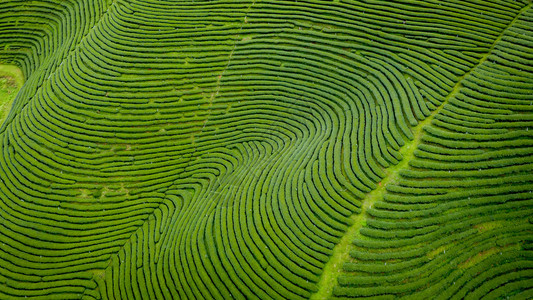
[0,0,532,299]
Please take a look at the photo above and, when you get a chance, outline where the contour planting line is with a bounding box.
[310,3,532,299]
[0,0,116,134]
[92,0,261,288]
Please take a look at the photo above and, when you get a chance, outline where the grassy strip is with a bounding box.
[0,64,24,126]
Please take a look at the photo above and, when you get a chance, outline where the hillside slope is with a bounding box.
[0,0,532,299]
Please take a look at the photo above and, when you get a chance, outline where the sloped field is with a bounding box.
[0,0,532,299]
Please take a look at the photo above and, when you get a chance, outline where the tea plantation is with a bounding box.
[0,0,532,299]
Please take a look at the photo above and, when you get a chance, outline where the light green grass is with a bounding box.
[0,65,24,126]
